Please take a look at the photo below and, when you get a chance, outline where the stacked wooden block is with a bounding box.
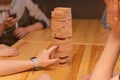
[51,7,72,66]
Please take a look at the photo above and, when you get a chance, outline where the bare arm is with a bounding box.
[0,46,58,76]
[0,60,34,76]
[90,0,120,80]
[25,22,43,32]
[0,44,19,57]
[13,22,43,39]
[90,32,120,80]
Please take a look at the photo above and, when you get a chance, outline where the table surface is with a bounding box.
[1,19,120,80]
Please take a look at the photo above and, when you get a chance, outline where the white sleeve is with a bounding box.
[25,0,49,27]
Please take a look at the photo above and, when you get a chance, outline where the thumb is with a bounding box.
[48,58,59,65]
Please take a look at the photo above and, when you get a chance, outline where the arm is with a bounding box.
[0,60,34,76]
[90,32,120,80]
[25,22,43,33]
[0,46,58,76]
[13,22,43,39]
[0,44,19,57]
[14,0,50,39]
[90,0,120,80]
[25,0,49,28]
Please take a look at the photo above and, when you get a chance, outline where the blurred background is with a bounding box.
[32,0,106,19]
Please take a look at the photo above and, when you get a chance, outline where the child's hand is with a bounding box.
[14,27,29,39]
[3,16,17,29]
[36,46,59,67]
[0,44,19,57]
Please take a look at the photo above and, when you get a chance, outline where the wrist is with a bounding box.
[110,32,120,45]
[25,27,31,33]
[27,60,35,69]
[38,22,44,29]
[30,57,40,70]
[35,20,47,29]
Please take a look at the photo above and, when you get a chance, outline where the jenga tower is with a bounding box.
[51,7,72,66]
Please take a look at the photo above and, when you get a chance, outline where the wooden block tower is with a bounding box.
[51,7,72,66]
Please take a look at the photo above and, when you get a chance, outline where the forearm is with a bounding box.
[0,60,34,76]
[25,22,43,33]
[90,32,120,80]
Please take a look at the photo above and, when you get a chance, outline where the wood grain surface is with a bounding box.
[0,19,118,80]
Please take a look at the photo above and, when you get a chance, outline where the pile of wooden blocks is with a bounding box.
[51,7,72,66]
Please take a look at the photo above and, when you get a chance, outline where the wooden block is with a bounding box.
[51,26,72,38]
[52,14,72,20]
[57,62,69,67]
[51,19,72,38]
[51,38,72,58]
[52,38,72,49]
[48,43,71,59]
[50,7,73,61]
[50,49,70,59]
[52,11,72,20]
[59,57,69,63]
[51,17,71,21]
[51,19,72,27]
[52,11,66,19]
[52,38,72,58]
[51,19,66,28]
[54,7,71,14]
[54,7,72,20]
[54,62,69,67]
[56,51,69,58]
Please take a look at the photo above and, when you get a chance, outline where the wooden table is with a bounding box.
[20,19,109,45]
[1,19,120,80]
